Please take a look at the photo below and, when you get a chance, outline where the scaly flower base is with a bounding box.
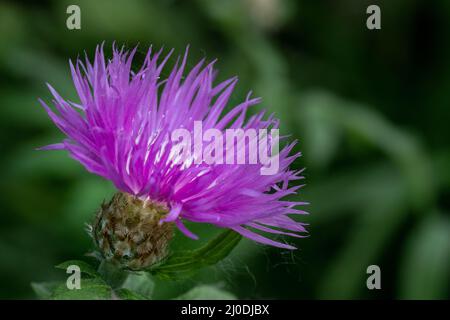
[92,192,174,270]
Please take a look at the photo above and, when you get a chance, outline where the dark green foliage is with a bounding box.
[150,229,242,280]
[0,0,448,299]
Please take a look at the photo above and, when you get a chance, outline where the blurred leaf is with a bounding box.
[61,178,115,236]
[318,193,407,299]
[5,48,72,91]
[120,272,154,299]
[57,0,199,47]
[56,260,100,279]
[305,163,405,224]
[114,288,147,300]
[51,278,112,300]
[197,0,247,32]
[0,237,62,299]
[1,144,83,180]
[241,38,292,134]
[340,103,435,210]
[31,281,61,299]
[299,91,435,210]
[432,150,450,189]
[97,260,128,289]
[399,214,450,299]
[0,90,51,127]
[298,91,342,168]
[0,3,27,57]
[198,0,293,132]
[151,229,242,280]
[243,0,296,31]
[175,285,236,300]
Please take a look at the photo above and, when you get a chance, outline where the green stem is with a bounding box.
[97,260,129,289]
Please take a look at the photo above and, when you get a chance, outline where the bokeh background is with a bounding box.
[0,0,449,299]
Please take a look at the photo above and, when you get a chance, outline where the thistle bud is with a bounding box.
[92,192,174,270]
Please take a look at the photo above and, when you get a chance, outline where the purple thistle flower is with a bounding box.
[40,44,308,251]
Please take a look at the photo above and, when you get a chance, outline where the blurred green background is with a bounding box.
[0,0,449,299]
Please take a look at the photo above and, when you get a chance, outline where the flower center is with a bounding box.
[92,192,174,270]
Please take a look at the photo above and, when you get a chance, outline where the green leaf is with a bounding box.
[51,278,112,300]
[120,272,154,299]
[151,229,242,280]
[31,281,61,299]
[114,288,147,300]
[97,260,128,288]
[399,214,450,299]
[175,285,236,300]
[55,260,100,279]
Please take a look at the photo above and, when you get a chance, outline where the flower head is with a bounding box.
[40,44,308,253]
